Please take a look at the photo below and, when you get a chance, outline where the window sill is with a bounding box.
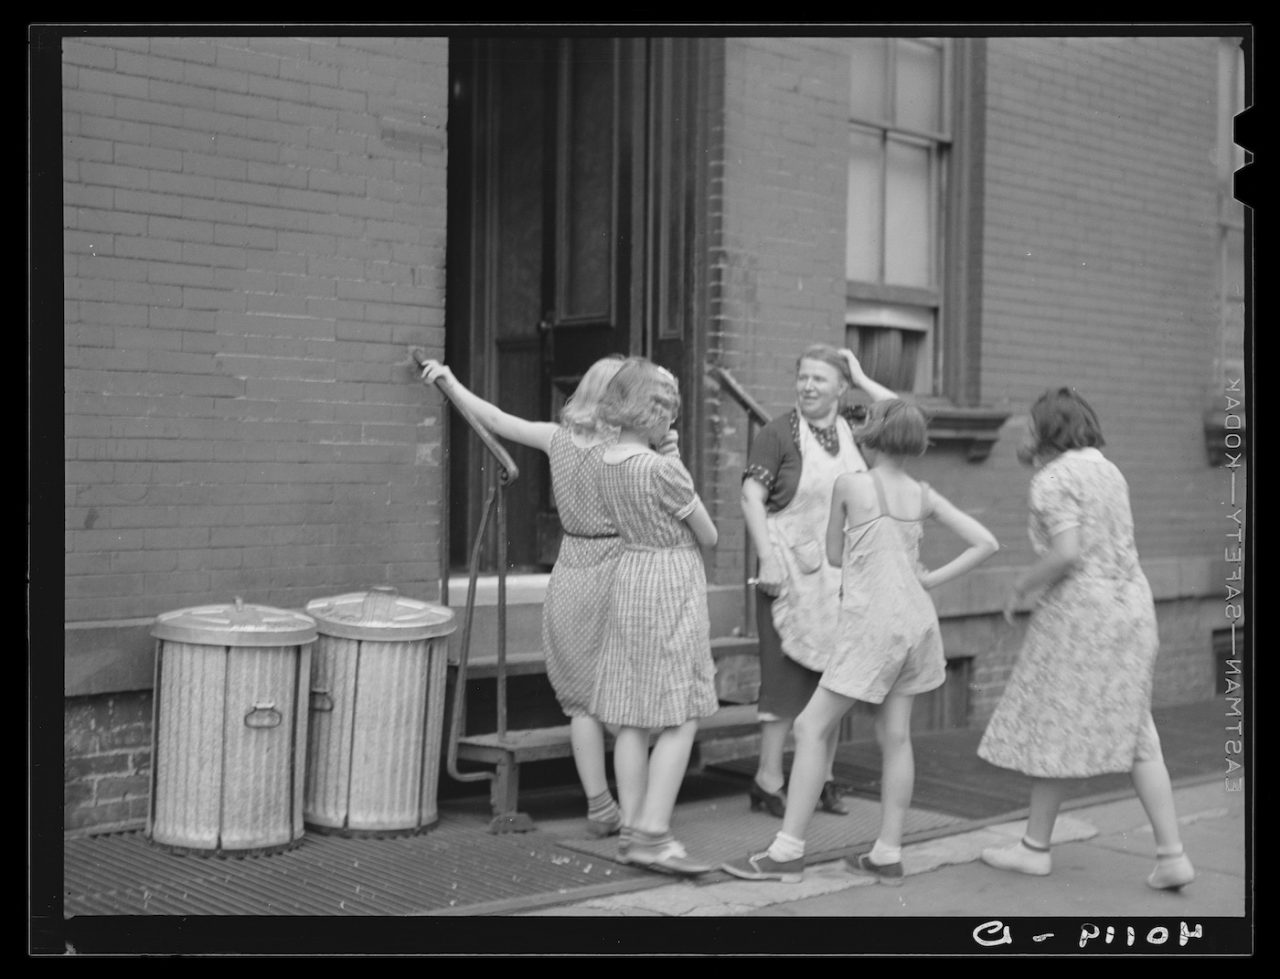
[922,403,1013,462]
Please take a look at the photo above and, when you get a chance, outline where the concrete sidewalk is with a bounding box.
[519,779,1248,923]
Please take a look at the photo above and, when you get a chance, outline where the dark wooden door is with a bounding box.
[446,37,704,572]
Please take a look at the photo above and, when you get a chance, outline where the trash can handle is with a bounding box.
[244,702,282,728]
[310,689,334,712]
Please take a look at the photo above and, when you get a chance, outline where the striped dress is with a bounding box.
[590,448,720,729]
[542,427,623,717]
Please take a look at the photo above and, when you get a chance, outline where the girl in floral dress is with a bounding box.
[978,387,1195,890]
[591,360,720,876]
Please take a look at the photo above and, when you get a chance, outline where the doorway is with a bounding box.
[445,36,709,572]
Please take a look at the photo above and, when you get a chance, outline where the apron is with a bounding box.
[767,411,867,672]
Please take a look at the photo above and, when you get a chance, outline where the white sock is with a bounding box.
[1156,844,1185,859]
[869,839,901,864]
[768,832,805,862]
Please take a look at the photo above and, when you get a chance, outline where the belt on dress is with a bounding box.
[562,531,620,539]
[622,542,697,552]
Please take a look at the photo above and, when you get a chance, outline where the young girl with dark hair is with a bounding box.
[725,398,999,883]
[978,387,1195,891]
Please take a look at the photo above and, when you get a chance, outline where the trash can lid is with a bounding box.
[306,587,457,642]
[151,598,318,647]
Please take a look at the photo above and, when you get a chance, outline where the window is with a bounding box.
[844,37,951,395]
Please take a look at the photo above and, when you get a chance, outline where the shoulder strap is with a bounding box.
[869,468,889,517]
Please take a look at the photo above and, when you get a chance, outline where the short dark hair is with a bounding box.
[856,398,928,457]
[1029,387,1105,454]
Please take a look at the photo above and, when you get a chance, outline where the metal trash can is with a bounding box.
[147,598,317,857]
[303,587,456,835]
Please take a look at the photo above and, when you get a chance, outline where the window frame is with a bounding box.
[844,38,949,394]
[844,37,1007,460]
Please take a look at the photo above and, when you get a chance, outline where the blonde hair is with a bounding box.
[560,355,629,436]
[856,398,929,457]
[597,359,680,443]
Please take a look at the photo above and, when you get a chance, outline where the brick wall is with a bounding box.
[62,35,450,831]
[978,36,1224,562]
[700,35,1231,714]
[703,37,849,586]
[64,692,153,834]
[64,35,448,626]
[969,37,1231,713]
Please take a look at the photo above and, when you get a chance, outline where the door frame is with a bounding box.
[444,35,715,572]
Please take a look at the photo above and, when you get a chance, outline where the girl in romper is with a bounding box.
[591,360,721,876]
[421,355,657,837]
[725,399,999,883]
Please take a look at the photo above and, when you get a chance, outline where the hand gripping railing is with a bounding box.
[706,366,771,638]
[411,348,519,800]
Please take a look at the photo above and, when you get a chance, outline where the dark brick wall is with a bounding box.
[63,36,450,626]
[65,692,153,834]
[699,35,1230,726]
[62,35,450,832]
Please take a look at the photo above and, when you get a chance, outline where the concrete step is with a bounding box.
[439,576,752,668]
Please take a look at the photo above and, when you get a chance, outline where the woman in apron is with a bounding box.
[741,345,896,816]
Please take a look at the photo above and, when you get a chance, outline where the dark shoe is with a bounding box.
[722,850,805,883]
[846,852,905,886]
[817,780,849,815]
[748,779,787,817]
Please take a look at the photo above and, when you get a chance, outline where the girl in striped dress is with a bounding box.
[420,355,644,837]
[592,360,721,876]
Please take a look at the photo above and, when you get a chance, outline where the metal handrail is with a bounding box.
[411,348,519,794]
[707,366,771,638]
[708,365,770,429]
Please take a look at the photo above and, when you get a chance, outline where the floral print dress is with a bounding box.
[978,448,1162,777]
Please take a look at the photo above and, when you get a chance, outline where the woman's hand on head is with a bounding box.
[840,348,867,384]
